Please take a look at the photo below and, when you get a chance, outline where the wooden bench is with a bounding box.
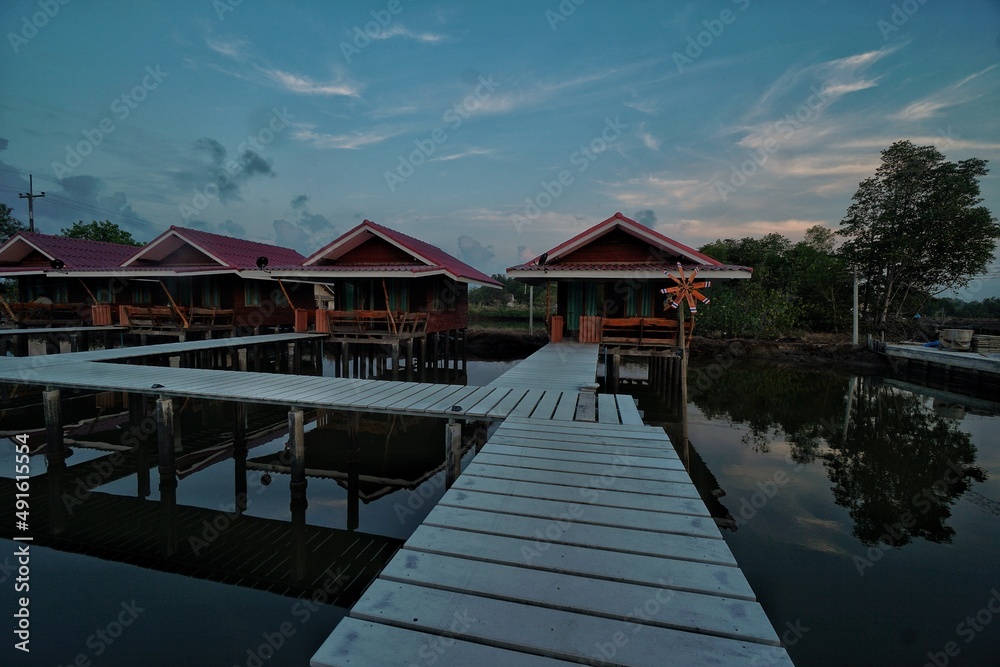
[601,317,693,346]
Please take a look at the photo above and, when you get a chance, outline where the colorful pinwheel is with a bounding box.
[661,263,711,314]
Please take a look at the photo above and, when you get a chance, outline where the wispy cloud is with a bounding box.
[371,24,447,43]
[292,126,396,149]
[257,66,361,97]
[637,123,662,151]
[889,64,999,121]
[429,147,495,162]
[206,37,251,61]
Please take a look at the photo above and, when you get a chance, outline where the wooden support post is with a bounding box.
[406,338,414,380]
[237,347,248,372]
[341,342,350,378]
[612,352,621,393]
[288,407,307,498]
[43,388,65,463]
[419,336,427,369]
[391,342,400,380]
[288,341,300,374]
[460,329,467,372]
[445,419,462,488]
[156,396,175,475]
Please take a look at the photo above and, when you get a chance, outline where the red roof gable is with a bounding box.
[0,232,138,269]
[125,226,305,269]
[509,212,722,270]
[304,220,502,287]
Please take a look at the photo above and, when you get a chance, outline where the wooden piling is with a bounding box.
[288,407,306,497]
[43,388,64,462]
[445,419,462,488]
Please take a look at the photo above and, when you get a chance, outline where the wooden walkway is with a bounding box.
[312,418,794,666]
[489,341,600,391]
[883,343,1000,376]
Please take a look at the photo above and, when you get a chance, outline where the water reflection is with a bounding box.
[0,381,486,607]
[681,364,989,547]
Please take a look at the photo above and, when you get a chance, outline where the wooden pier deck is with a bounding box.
[312,417,793,666]
[883,343,1000,376]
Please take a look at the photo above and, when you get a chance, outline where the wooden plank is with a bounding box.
[501,416,669,436]
[528,390,560,420]
[484,443,683,470]
[575,392,596,421]
[506,388,545,419]
[616,394,644,425]
[485,388,531,419]
[489,429,673,451]
[311,618,578,667]
[380,551,779,645]
[439,488,720,539]
[388,383,461,410]
[471,452,691,483]
[462,387,512,417]
[597,393,619,424]
[453,475,709,515]
[365,382,436,409]
[422,505,735,566]
[351,581,793,666]
[551,392,578,421]
[405,525,748,598]
[405,384,470,412]
[423,385,484,413]
[464,463,700,499]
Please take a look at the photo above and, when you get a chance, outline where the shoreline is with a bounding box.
[466,328,889,371]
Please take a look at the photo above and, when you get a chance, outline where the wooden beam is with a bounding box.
[157,280,189,329]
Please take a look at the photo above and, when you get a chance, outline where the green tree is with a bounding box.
[0,202,27,243]
[61,220,143,246]
[839,140,999,334]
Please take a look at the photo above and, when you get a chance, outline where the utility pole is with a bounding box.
[852,268,859,346]
[18,174,45,233]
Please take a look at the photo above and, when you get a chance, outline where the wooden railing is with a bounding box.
[600,316,693,347]
[119,305,234,329]
[0,302,86,325]
[314,310,428,337]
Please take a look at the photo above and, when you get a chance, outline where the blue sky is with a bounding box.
[2,0,999,296]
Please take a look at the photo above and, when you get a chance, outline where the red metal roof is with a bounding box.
[154,226,306,269]
[306,220,502,286]
[508,263,751,273]
[0,232,138,269]
[507,212,725,271]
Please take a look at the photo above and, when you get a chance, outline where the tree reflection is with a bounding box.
[687,364,986,546]
[823,376,985,546]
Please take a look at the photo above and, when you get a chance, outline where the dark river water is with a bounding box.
[1,355,998,666]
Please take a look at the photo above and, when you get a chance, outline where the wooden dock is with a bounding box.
[312,417,793,666]
[883,343,1000,376]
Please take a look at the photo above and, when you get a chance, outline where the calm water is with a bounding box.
[2,356,998,666]
[644,362,1000,667]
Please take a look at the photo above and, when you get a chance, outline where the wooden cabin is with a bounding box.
[506,212,751,348]
[255,219,502,341]
[110,226,310,335]
[0,232,137,326]
[0,227,308,335]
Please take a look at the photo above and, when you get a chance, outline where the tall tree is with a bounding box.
[0,202,27,243]
[61,220,143,246]
[839,141,999,333]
